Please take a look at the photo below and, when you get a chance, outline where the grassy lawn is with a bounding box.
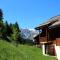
[0,40,56,60]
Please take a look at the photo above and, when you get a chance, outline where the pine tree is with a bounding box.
[9,22,22,46]
[0,9,3,20]
[0,9,4,38]
[15,22,22,43]
[5,21,12,36]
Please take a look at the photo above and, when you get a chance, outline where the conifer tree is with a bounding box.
[0,9,4,38]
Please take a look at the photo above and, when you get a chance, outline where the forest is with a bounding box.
[0,9,24,46]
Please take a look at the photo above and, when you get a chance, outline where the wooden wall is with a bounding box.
[56,38,60,46]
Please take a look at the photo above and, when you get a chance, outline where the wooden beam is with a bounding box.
[46,28,48,41]
[39,29,40,44]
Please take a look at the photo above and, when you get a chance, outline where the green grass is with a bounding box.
[0,40,56,60]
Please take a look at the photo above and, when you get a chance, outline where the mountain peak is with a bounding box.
[21,28,39,40]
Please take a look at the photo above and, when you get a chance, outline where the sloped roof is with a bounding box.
[49,20,60,28]
[35,15,60,29]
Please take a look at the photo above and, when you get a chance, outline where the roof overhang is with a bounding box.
[49,20,60,28]
[35,15,60,30]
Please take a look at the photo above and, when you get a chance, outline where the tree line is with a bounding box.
[0,9,23,46]
[0,9,34,46]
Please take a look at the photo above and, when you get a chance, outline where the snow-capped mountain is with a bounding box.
[21,29,39,40]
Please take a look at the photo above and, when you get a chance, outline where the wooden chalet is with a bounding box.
[34,15,60,60]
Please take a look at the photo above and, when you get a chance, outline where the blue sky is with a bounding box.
[0,0,60,29]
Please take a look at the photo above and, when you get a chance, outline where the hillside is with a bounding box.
[0,40,55,60]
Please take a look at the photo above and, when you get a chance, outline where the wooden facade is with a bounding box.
[34,15,60,56]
